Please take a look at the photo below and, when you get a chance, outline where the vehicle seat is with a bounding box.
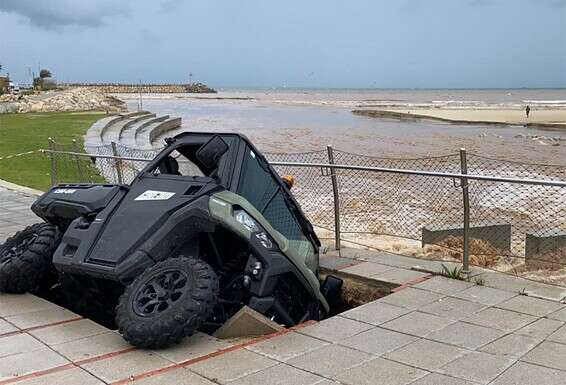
[158,156,181,175]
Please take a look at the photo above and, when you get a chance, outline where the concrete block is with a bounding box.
[297,316,373,342]
[410,373,478,385]
[333,357,427,385]
[452,285,517,306]
[490,362,565,385]
[515,318,564,340]
[0,319,18,335]
[128,368,215,385]
[339,326,416,355]
[10,367,104,385]
[525,230,566,268]
[384,339,467,371]
[246,331,328,362]
[213,306,283,339]
[0,333,46,358]
[463,307,537,332]
[286,344,373,377]
[381,311,455,337]
[5,308,80,329]
[157,332,231,364]
[547,306,566,322]
[190,349,277,384]
[427,321,506,350]
[418,296,486,320]
[480,333,540,358]
[371,267,430,285]
[51,331,131,362]
[495,295,565,317]
[30,319,109,345]
[412,276,474,295]
[422,222,511,252]
[0,347,69,381]
[340,300,411,326]
[442,351,515,384]
[80,350,172,383]
[522,341,566,371]
[339,261,392,277]
[228,363,323,385]
[547,323,566,345]
[378,287,444,310]
[0,294,59,317]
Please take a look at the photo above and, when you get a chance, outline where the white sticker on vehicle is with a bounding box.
[250,150,256,158]
[134,190,176,201]
[53,188,76,194]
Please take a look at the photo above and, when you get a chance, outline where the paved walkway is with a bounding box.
[2,184,566,384]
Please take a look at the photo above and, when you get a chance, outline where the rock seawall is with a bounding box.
[65,82,216,94]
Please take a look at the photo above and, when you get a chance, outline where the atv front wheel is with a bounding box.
[0,223,59,294]
[115,256,219,349]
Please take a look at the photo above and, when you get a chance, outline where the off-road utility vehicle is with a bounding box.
[0,133,341,348]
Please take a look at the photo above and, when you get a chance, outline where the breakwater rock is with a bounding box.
[65,82,217,94]
[0,87,126,113]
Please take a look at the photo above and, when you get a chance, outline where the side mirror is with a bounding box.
[195,135,229,170]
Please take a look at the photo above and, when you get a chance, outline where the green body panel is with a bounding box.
[209,190,329,312]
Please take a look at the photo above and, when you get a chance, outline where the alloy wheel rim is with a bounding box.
[133,270,188,317]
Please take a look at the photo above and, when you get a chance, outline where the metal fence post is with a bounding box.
[460,148,471,278]
[71,139,85,181]
[327,145,341,251]
[111,142,123,184]
[48,138,57,186]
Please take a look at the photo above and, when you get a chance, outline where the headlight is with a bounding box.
[234,209,260,232]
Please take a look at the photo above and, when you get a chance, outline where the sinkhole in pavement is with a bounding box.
[35,269,396,337]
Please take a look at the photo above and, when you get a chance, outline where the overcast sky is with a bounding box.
[0,0,565,88]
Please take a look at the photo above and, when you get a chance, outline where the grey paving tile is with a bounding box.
[247,331,328,362]
[409,373,479,385]
[80,350,173,383]
[378,288,444,310]
[441,351,515,384]
[52,331,131,362]
[228,363,323,385]
[495,296,565,317]
[0,294,59,317]
[521,341,566,371]
[298,316,373,342]
[547,307,566,322]
[131,368,215,385]
[189,349,277,384]
[427,322,506,350]
[490,361,565,385]
[0,347,70,381]
[452,285,517,306]
[156,332,231,364]
[14,367,104,385]
[547,323,566,344]
[515,318,564,340]
[286,344,372,377]
[381,311,456,337]
[340,261,392,277]
[463,307,537,332]
[6,308,81,329]
[419,297,486,321]
[0,318,18,334]
[319,255,357,270]
[0,333,46,358]
[30,319,109,345]
[412,276,474,295]
[384,339,468,371]
[372,268,430,285]
[480,333,540,358]
[340,300,410,326]
[339,326,417,355]
[333,357,428,385]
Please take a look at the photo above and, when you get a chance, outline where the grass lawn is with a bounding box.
[0,111,107,191]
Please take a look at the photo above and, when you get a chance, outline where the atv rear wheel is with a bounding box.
[115,256,219,349]
[0,223,59,294]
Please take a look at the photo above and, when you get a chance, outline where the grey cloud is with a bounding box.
[0,0,131,30]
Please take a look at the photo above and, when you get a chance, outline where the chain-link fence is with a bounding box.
[40,140,566,285]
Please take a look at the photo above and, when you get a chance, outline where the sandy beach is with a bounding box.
[353,108,566,128]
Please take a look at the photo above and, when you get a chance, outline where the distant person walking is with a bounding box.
[525,105,531,118]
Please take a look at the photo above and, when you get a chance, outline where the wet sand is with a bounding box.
[353,108,566,128]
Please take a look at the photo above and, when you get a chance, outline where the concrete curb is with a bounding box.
[0,179,43,197]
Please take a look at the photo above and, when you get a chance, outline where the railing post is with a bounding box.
[48,138,57,186]
[327,145,341,251]
[111,142,123,184]
[460,148,471,278]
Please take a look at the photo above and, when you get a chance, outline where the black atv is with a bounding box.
[0,133,341,348]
